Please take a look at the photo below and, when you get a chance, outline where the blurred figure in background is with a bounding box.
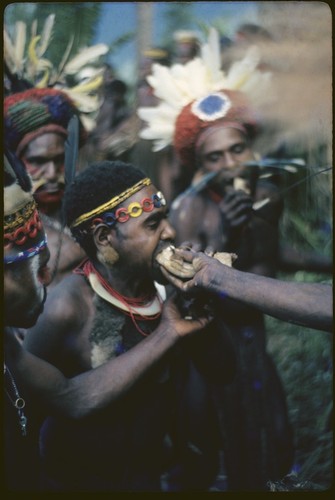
[172,30,200,64]
[86,63,133,163]
[131,46,179,204]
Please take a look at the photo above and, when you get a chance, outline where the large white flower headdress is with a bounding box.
[137,28,272,166]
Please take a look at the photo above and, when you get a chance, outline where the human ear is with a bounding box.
[93,225,119,266]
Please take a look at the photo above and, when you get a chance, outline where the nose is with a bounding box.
[44,161,59,182]
[161,219,176,241]
[224,152,238,169]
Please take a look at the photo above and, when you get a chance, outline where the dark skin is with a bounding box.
[160,248,333,333]
[21,183,235,490]
[170,127,332,276]
[5,187,211,417]
[170,127,300,489]
[170,127,278,276]
[3,201,207,492]
[22,185,212,388]
[6,289,208,416]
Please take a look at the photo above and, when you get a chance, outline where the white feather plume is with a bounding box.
[14,21,27,74]
[37,13,55,57]
[5,15,110,132]
[138,27,272,151]
[63,44,109,75]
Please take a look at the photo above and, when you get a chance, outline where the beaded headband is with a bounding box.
[90,191,166,229]
[4,198,47,264]
[70,177,152,228]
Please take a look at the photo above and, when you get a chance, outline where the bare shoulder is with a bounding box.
[23,274,93,359]
[44,274,92,323]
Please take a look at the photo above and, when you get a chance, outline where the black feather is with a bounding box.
[4,146,32,192]
[64,115,79,187]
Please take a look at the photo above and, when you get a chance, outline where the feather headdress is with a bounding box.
[4,14,109,130]
[138,28,273,166]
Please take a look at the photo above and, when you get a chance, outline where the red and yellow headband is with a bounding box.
[70,177,152,228]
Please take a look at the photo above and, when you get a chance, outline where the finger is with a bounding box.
[179,240,195,250]
[160,266,191,289]
[174,248,197,263]
[204,246,215,257]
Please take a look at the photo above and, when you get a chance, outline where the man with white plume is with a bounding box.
[137,27,295,490]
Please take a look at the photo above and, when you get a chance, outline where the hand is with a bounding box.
[219,187,253,231]
[160,289,213,338]
[160,248,226,294]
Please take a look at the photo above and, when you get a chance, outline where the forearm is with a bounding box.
[279,244,333,273]
[212,268,333,332]
[6,324,179,419]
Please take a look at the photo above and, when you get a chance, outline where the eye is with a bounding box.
[205,152,221,163]
[231,143,247,155]
[146,219,160,230]
[145,211,169,230]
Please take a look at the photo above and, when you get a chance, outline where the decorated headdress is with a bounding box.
[138,28,272,168]
[62,161,166,252]
[4,13,109,131]
[4,88,87,156]
[4,149,47,264]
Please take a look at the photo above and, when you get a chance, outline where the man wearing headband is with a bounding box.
[4,88,87,287]
[5,154,223,491]
[23,160,236,491]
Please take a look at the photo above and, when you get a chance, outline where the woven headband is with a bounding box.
[71,178,152,228]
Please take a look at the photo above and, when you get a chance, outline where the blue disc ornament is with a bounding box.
[191,92,232,121]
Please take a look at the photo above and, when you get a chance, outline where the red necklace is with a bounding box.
[75,259,163,336]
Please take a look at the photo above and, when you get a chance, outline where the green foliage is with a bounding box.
[266,289,333,489]
[279,143,332,258]
[5,2,103,68]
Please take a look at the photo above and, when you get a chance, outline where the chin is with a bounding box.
[34,190,63,208]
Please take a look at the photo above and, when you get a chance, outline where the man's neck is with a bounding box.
[92,259,155,299]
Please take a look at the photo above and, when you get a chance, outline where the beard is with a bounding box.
[33,182,64,214]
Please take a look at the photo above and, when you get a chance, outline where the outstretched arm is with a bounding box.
[6,291,211,419]
[160,249,333,333]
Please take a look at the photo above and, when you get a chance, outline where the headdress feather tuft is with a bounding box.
[5,15,109,130]
[138,27,272,153]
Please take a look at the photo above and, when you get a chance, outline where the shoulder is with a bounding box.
[23,274,93,357]
[42,274,92,325]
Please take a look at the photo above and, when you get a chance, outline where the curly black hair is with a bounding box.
[63,160,147,256]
